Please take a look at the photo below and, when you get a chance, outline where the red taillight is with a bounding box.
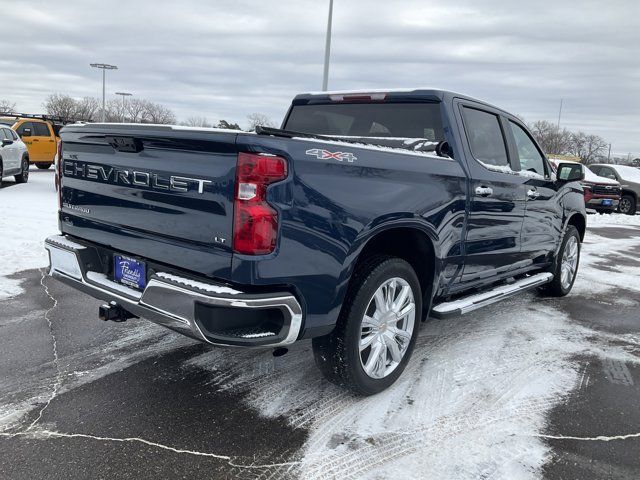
[55,140,62,209]
[233,152,287,255]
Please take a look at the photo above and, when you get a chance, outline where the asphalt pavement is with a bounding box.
[0,222,638,479]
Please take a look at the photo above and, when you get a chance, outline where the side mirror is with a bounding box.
[21,128,32,137]
[435,141,454,159]
[556,162,584,182]
[1,139,13,147]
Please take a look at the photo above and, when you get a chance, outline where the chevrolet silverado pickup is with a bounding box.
[589,164,640,215]
[45,89,586,395]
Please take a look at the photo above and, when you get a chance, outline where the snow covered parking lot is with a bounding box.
[1,169,639,479]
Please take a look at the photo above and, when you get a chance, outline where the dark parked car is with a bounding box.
[589,164,640,215]
[45,89,586,394]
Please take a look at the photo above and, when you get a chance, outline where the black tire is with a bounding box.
[541,225,581,297]
[619,194,636,215]
[14,156,30,184]
[312,256,422,395]
[36,163,52,170]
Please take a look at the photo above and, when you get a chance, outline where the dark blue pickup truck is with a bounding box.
[45,89,586,395]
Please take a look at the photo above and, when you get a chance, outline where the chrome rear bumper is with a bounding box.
[44,235,303,347]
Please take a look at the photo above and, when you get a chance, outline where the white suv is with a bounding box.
[0,126,29,185]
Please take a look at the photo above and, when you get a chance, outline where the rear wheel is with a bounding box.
[312,256,422,395]
[619,194,636,215]
[14,156,29,184]
[36,163,52,170]
[542,225,580,297]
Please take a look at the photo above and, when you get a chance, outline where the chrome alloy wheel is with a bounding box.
[560,236,579,290]
[619,197,632,214]
[359,277,416,379]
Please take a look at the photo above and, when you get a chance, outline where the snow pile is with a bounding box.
[0,171,58,299]
[587,212,640,227]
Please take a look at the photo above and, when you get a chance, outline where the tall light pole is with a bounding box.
[90,63,118,122]
[322,0,334,91]
[115,92,132,122]
[556,98,563,130]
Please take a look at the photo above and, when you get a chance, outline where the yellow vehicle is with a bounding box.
[0,114,63,169]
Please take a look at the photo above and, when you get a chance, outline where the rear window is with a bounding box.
[283,102,445,141]
[461,107,509,167]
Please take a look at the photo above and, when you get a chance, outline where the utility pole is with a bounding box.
[115,92,132,122]
[607,143,611,162]
[556,98,563,130]
[90,63,118,122]
[322,0,334,91]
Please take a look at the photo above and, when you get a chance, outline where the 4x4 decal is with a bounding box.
[306,148,357,163]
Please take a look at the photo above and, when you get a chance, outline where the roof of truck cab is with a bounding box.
[293,88,509,114]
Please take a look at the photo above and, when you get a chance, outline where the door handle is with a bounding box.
[527,189,540,199]
[32,139,39,142]
[475,186,493,197]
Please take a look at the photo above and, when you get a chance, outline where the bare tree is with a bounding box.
[43,93,78,119]
[0,99,17,113]
[144,102,176,124]
[569,132,607,165]
[246,113,275,131]
[124,98,148,123]
[103,99,125,122]
[74,96,101,121]
[184,116,212,127]
[528,120,572,155]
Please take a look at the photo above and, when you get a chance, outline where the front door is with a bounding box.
[505,119,562,266]
[16,121,42,161]
[454,102,528,286]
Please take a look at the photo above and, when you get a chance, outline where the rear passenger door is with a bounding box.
[454,101,528,286]
[32,122,55,161]
[505,119,562,265]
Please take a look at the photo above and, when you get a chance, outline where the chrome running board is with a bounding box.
[431,272,554,319]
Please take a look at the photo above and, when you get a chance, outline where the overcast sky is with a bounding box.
[1,0,639,154]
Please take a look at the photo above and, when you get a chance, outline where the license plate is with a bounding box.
[114,255,146,290]
[602,199,613,206]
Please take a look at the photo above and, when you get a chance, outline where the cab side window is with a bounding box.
[598,167,617,181]
[33,122,51,137]
[16,122,34,137]
[461,107,509,167]
[508,121,546,176]
[0,129,10,140]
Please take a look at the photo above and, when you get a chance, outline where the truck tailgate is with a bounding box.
[59,124,238,279]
